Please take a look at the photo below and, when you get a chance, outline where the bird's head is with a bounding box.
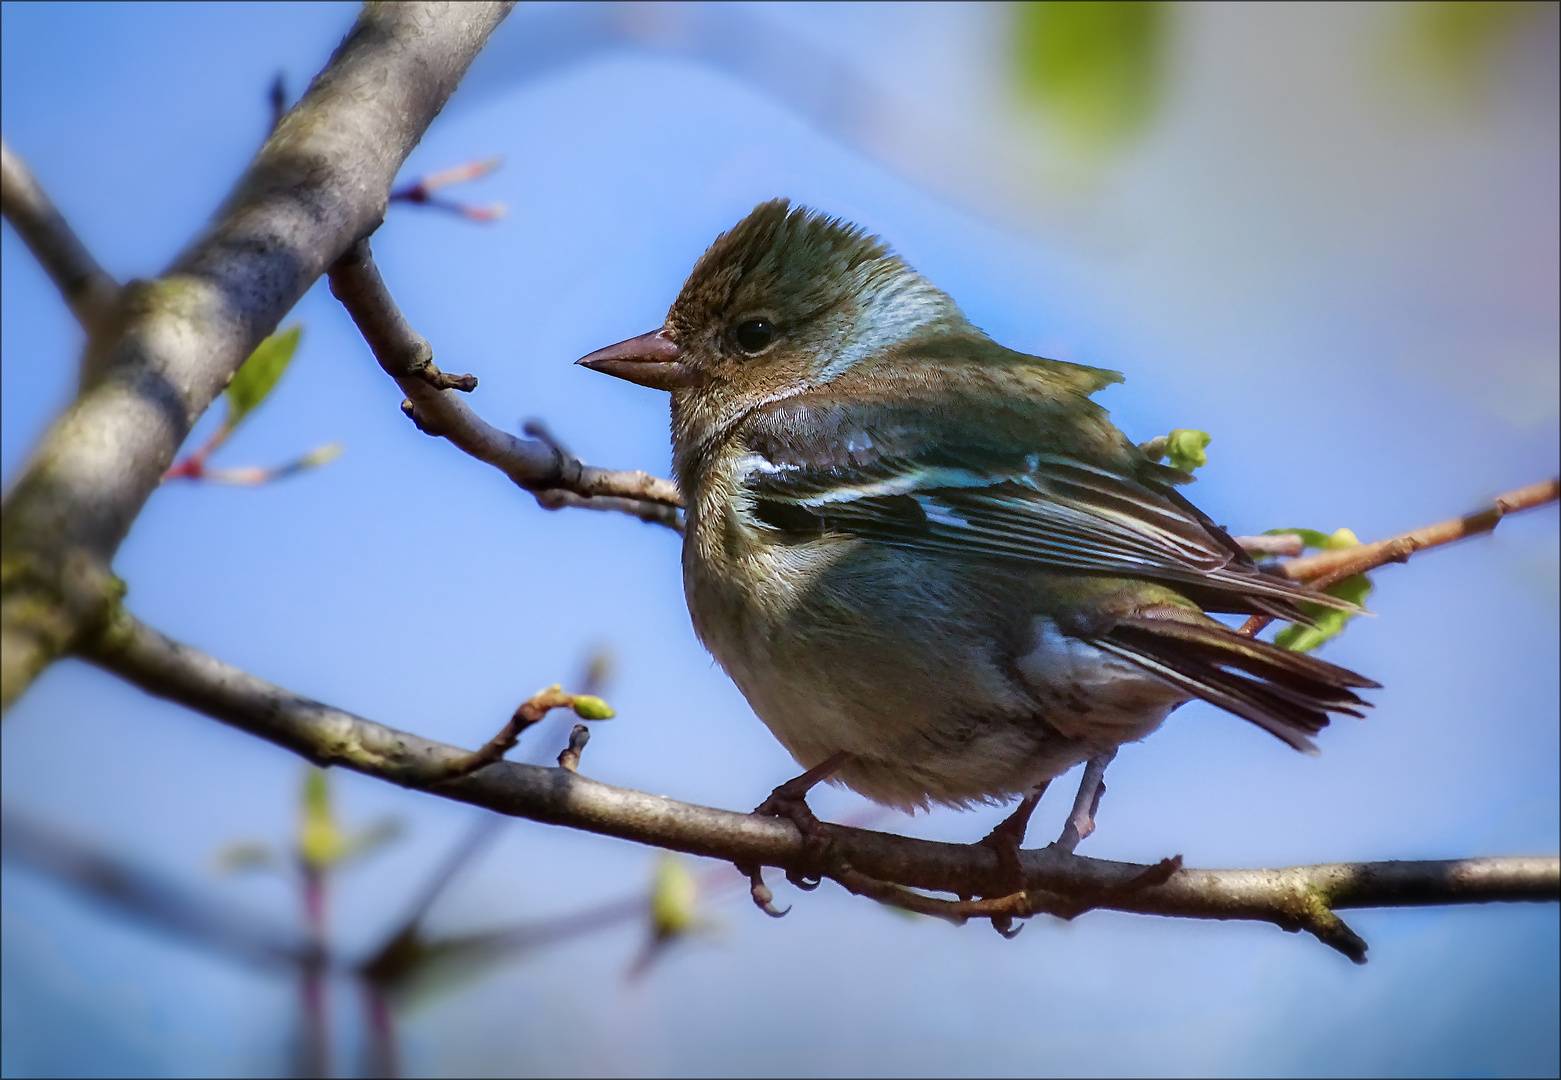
[577,200,969,436]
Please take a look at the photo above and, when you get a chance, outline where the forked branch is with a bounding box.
[0,139,119,336]
[327,240,684,530]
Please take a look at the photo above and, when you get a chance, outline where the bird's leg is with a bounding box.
[753,750,852,844]
[1053,749,1117,853]
[977,780,1051,896]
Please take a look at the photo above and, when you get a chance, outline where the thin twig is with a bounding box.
[557,724,591,773]
[76,608,1560,964]
[326,240,684,529]
[0,138,119,336]
[1239,478,1559,637]
[390,157,506,222]
[440,685,596,780]
[1233,534,1305,558]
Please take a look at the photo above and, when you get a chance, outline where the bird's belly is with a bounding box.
[683,532,1182,810]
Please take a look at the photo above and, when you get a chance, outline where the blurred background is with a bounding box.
[2,2,1557,1076]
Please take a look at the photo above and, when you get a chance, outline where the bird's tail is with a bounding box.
[1087,614,1379,753]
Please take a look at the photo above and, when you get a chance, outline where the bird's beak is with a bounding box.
[576,328,699,391]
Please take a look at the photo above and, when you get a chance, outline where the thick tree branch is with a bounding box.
[78,608,1559,964]
[327,240,684,530]
[0,2,514,713]
[0,138,120,336]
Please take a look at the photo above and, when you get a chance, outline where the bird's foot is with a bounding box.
[972,782,1051,938]
[752,750,851,848]
[744,752,852,919]
[977,783,1048,896]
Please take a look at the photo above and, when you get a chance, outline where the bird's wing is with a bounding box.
[735,393,1349,618]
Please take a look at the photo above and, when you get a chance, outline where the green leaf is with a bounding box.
[1273,573,1372,653]
[571,695,615,720]
[1163,428,1211,472]
[1014,1,1169,148]
[224,324,302,431]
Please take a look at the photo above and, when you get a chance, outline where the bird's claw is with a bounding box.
[990,913,1024,939]
[786,868,822,891]
[741,864,791,918]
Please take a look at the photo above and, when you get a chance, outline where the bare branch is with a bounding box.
[78,608,1559,964]
[0,138,119,334]
[1282,477,1559,584]
[1239,477,1560,637]
[326,239,685,527]
[1,809,309,970]
[0,2,515,714]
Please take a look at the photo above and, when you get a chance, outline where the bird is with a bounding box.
[577,198,1376,861]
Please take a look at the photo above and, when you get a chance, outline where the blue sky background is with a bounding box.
[2,2,1557,1076]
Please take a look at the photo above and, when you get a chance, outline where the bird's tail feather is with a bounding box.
[1088,616,1379,753]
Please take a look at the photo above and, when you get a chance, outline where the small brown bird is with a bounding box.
[580,199,1375,853]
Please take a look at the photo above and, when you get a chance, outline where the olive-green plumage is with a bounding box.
[580,200,1376,811]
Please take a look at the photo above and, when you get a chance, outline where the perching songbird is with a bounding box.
[578,199,1375,853]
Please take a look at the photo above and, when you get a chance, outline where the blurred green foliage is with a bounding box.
[1406,1,1557,89]
[1013,1,1169,148]
[649,855,698,941]
[298,768,401,871]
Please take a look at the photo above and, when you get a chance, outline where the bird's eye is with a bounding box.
[732,319,775,354]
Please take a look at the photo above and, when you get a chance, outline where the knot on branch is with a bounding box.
[409,354,477,393]
[1277,885,1369,965]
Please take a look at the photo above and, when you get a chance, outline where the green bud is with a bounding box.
[571,695,615,720]
[1163,428,1211,472]
[650,855,698,939]
[299,768,346,867]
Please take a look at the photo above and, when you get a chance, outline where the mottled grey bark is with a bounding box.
[0,2,514,711]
